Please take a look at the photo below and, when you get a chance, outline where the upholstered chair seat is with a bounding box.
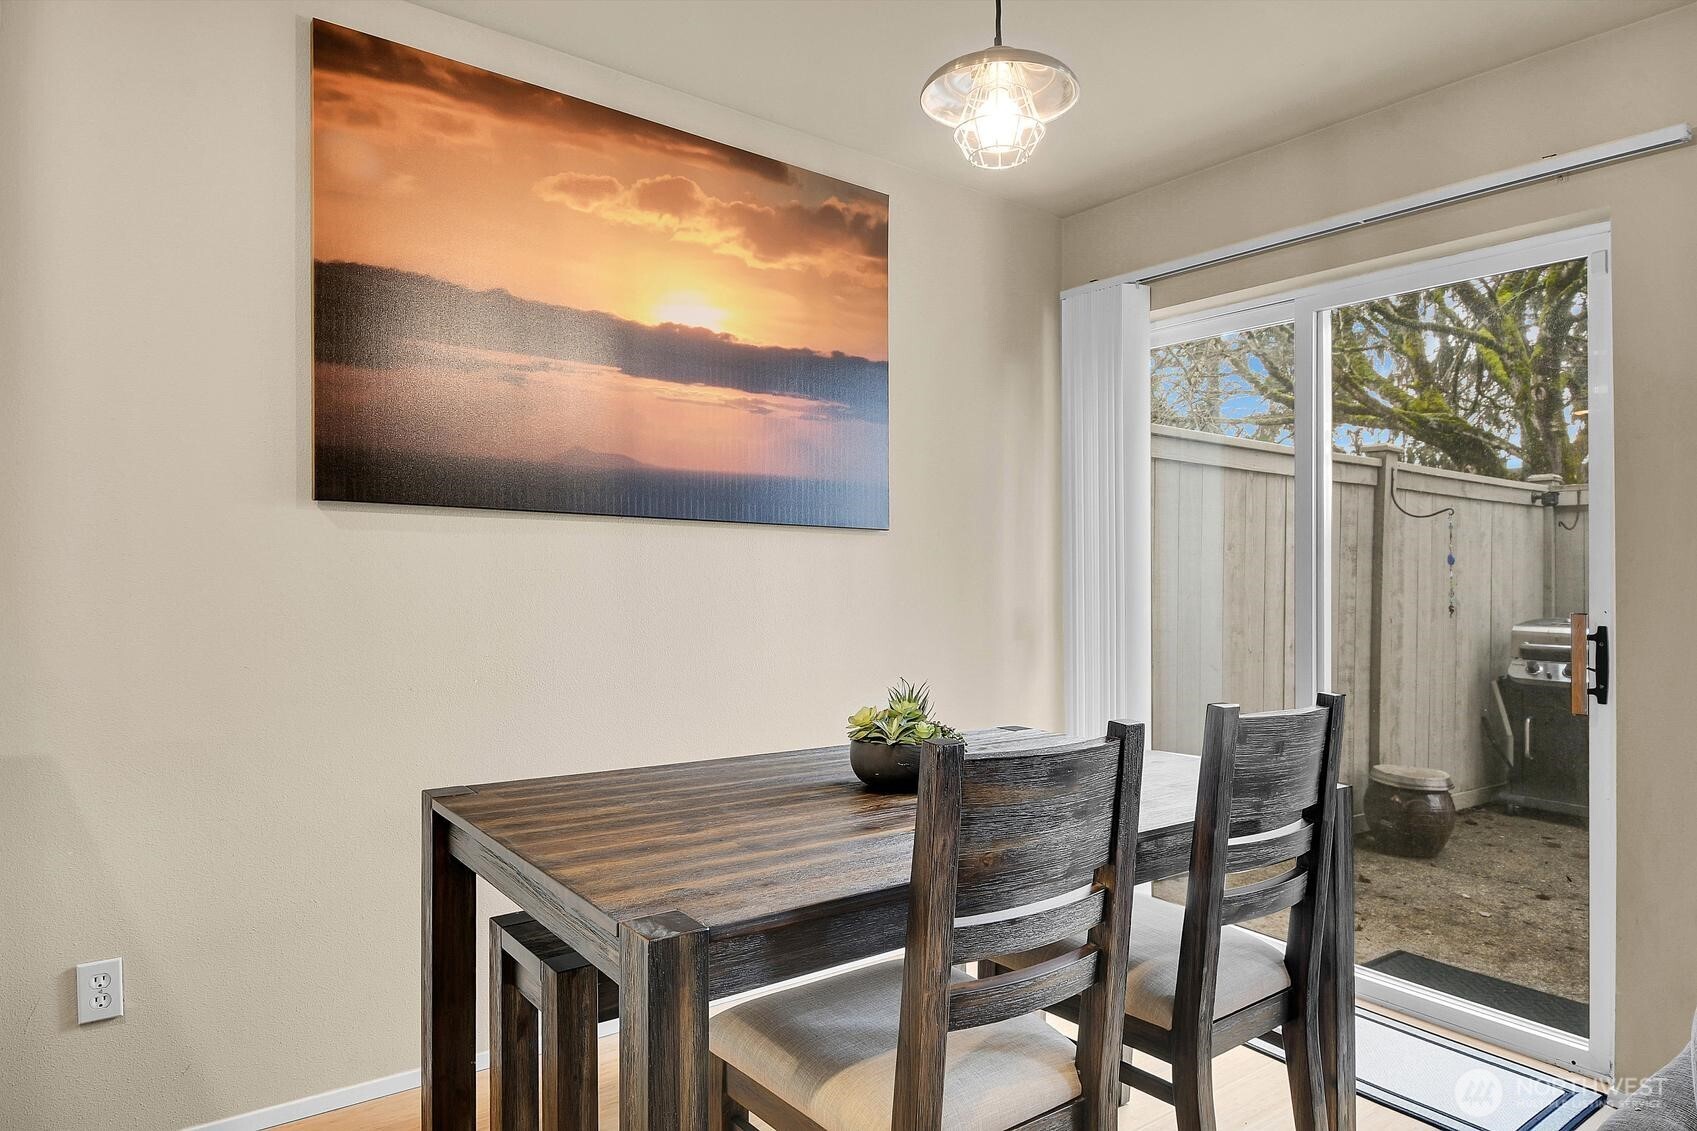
[710,959,1082,1131]
[1006,896,1290,1029]
[1120,897,1291,1027]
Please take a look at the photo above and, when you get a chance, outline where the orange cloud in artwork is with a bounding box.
[532,172,888,282]
[310,21,890,528]
[311,19,797,183]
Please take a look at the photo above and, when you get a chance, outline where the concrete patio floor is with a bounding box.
[1352,803,1590,1004]
[1156,803,1590,1006]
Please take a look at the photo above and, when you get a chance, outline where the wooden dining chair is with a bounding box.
[991,694,1346,1131]
[707,722,1148,1131]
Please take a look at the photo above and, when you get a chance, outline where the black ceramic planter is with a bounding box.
[849,739,921,792]
[1364,764,1457,858]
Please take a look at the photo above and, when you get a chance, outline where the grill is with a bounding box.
[1492,617,1588,819]
[1505,617,1576,686]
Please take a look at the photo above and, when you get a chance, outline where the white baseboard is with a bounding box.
[184,957,874,1130]
[182,1051,487,1131]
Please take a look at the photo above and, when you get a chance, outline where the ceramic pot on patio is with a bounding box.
[1365,764,1457,858]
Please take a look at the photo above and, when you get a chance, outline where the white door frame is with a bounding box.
[1146,222,1617,1080]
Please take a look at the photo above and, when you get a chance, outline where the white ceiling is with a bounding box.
[413,0,1687,216]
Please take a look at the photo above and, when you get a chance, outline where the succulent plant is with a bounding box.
[846,679,961,747]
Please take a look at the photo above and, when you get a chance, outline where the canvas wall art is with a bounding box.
[310,21,890,528]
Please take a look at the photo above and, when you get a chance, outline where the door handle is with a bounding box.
[1570,613,1610,716]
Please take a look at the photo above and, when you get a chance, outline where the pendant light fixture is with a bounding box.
[919,0,1079,170]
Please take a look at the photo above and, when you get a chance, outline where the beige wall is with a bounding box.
[0,1,1062,1126]
[1065,3,1697,1083]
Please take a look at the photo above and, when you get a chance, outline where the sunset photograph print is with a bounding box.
[311,21,890,528]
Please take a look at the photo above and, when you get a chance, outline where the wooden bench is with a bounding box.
[489,911,619,1131]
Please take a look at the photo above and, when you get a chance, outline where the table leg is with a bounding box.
[619,912,709,1131]
[1320,784,1357,1131]
[424,792,478,1131]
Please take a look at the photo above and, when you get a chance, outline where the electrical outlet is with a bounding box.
[76,958,123,1024]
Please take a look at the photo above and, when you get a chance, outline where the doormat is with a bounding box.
[1366,951,1588,1037]
[1250,1007,1605,1131]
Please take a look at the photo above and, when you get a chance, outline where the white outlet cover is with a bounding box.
[76,958,122,1024]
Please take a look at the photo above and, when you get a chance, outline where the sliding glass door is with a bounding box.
[1148,226,1615,1079]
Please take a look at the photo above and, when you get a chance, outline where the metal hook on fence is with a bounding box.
[1386,463,1458,617]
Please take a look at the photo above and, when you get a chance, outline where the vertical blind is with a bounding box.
[1060,283,1151,737]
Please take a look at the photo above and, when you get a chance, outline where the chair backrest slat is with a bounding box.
[1225,708,1331,836]
[891,721,1146,1130]
[1173,695,1345,1043]
[951,887,1107,964]
[954,737,1122,916]
[947,946,1099,1031]
[1219,865,1308,926]
[1223,822,1314,873]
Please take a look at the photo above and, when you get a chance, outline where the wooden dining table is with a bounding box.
[422,726,1357,1131]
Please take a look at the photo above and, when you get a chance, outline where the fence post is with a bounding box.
[1363,445,1404,769]
[1527,473,1564,619]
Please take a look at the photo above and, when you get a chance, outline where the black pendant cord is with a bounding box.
[994,0,1003,45]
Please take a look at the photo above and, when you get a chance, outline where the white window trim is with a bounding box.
[1149,296,1296,349]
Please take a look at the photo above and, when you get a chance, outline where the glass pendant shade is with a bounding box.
[921,46,1078,170]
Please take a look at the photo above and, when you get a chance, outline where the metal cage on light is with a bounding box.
[919,0,1079,170]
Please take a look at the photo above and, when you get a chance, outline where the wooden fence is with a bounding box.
[1150,425,1589,810]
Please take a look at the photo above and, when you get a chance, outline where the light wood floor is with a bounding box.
[283,1039,1338,1130]
[282,1015,1614,1131]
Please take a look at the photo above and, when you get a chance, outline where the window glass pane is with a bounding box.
[1149,323,1299,763]
[1330,261,1589,477]
[1151,323,1296,445]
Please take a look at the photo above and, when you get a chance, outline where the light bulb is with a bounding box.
[953,61,1045,170]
